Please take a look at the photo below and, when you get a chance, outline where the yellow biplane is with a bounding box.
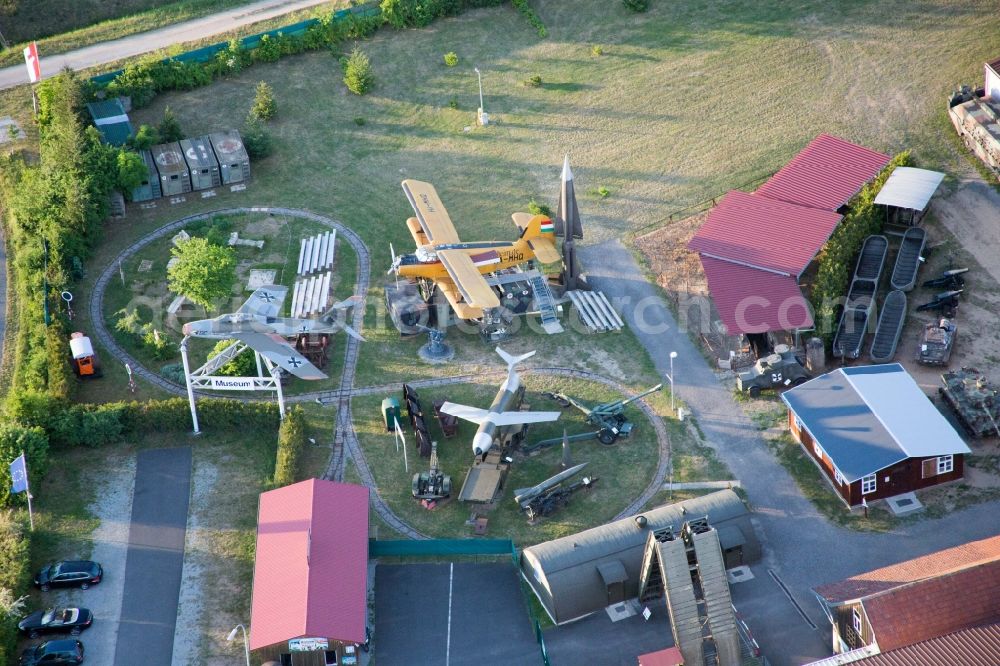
[389,179,561,320]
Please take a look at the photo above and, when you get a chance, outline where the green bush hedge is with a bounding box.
[273,407,307,487]
[0,511,31,666]
[809,151,913,346]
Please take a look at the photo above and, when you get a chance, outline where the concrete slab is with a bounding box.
[885,492,924,515]
[544,601,673,665]
[247,269,276,291]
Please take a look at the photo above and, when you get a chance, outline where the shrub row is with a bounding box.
[809,151,913,346]
[273,407,308,487]
[0,511,31,666]
[511,0,547,37]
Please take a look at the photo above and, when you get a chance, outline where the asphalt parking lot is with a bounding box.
[374,562,540,665]
[542,602,674,665]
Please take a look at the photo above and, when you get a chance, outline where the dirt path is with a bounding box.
[931,177,1000,287]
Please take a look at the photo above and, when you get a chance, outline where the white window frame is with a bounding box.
[793,414,803,431]
[937,455,954,475]
[834,467,846,486]
[861,474,877,495]
[813,440,825,459]
[852,607,863,635]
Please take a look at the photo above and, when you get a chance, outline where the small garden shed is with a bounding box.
[209,129,250,184]
[86,98,133,146]
[151,142,191,196]
[180,136,221,190]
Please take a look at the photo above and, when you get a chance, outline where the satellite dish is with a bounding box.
[61,291,73,302]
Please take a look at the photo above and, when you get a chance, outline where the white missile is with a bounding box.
[440,347,561,457]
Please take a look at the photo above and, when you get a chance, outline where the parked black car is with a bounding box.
[34,561,102,592]
[18,608,93,638]
[18,639,84,665]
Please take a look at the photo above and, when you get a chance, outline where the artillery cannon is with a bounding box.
[922,267,969,290]
[917,289,963,316]
[514,463,598,522]
[532,383,663,448]
[939,367,1000,438]
[412,441,452,500]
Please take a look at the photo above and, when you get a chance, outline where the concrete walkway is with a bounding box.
[579,240,1000,666]
[0,0,334,90]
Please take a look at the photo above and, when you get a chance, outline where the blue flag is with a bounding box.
[9,454,28,494]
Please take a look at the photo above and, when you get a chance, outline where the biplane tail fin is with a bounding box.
[519,213,556,240]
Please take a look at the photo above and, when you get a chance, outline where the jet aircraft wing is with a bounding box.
[439,402,490,425]
[489,410,562,426]
[402,180,461,244]
[437,249,501,309]
[232,331,327,380]
[236,285,288,318]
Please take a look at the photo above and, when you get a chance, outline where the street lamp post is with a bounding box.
[227,624,250,666]
[474,67,488,126]
[668,351,678,414]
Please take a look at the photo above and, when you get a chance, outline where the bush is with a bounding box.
[342,47,374,95]
[160,363,186,384]
[158,106,183,142]
[273,407,307,487]
[0,425,49,509]
[527,200,552,216]
[524,74,542,87]
[353,116,366,126]
[623,0,649,11]
[597,186,610,198]
[242,115,273,159]
[0,511,31,666]
[254,34,282,63]
[591,44,604,56]
[511,0,548,37]
[250,81,276,121]
[130,124,159,150]
[443,51,459,67]
[206,339,258,377]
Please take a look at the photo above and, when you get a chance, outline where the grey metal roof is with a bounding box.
[180,136,217,171]
[523,490,748,575]
[781,364,969,482]
[873,167,945,212]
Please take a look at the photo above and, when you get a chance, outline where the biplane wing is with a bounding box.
[437,249,501,309]
[402,179,461,245]
[232,331,327,380]
[236,285,288,318]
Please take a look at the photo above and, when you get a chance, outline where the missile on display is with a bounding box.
[513,462,589,508]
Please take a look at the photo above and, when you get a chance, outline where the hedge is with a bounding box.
[0,512,31,666]
[273,407,307,487]
[809,151,913,346]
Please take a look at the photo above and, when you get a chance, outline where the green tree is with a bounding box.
[273,407,307,487]
[158,106,183,142]
[116,149,148,195]
[130,124,159,150]
[342,47,374,95]
[250,81,276,121]
[242,115,272,159]
[0,424,48,509]
[206,339,258,377]
[166,237,236,310]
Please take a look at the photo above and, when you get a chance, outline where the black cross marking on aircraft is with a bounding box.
[259,291,276,303]
[287,357,303,368]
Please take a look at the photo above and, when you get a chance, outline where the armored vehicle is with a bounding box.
[736,344,809,397]
[948,85,1000,181]
[917,318,957,366]
[939,367,1000,438]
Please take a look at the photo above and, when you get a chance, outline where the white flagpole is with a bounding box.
[21,450,34,531]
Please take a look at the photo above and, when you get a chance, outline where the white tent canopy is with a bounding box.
[874,166,945,212]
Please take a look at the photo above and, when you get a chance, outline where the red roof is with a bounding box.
[814,534,1000,603]
[637,646,684,666]
[699,256,813,334]
[846,623,1000,666]
[687,190,842,276]
[249,478,369,650]
[756,134,890,211]
[864,559,1000,651]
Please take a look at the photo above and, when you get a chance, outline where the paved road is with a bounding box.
[579,240,1000,666]
[0,0,334,90]
[114,447,192,666]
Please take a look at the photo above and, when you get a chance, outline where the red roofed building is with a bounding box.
[250,478,370,666]
[812,534,1000,657]
[699,257,813,333]
[756,134,890,211]
[637,646,684,665]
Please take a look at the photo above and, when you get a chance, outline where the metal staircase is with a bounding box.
[526,271,564,334]
[689,522,741,665]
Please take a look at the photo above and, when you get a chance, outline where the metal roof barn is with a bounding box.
[86,98,133,146]
[130,149,161,202]
[180,136,221,191]
[250,478,369,664]
[519,490,759,625]
[756,134,890,211]
[151,142,191,196]
[687,190,842,277]
[699,256,814,334]
[209,129,250,184]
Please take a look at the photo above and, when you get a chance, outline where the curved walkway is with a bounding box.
[90,208,672,542]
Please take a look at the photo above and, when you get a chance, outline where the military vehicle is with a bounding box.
[917,289,962,317]
[923,267,969,290]
[513,463,597,522]
[916,318,957,366]
[536,383,663,446]
[412,442,452,501]
[939,367,1000,438]
[736,345,809,397]
[948,85,1000,181]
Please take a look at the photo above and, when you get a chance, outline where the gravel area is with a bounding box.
[51,451,136,665]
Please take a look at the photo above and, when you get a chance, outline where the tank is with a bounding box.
[736,344,810,397]
[948,86,1000,181]
[938,367,1000,438]
[917,318,957,366]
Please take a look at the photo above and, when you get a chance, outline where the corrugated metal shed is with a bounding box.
[130,149,161,202]
[151,142,191,196]
[86,98,133,146]
[842,623,1000,666]
[872,166,944,212]
[699,256,813,334]
[782,364,970,481]
[756,134,890,211]
[180,136,220,191]
[209,129,250,184]
[249,478,369,650]
[520,490,759,624]
[687,190,842,277]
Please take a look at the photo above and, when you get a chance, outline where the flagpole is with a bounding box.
[22,451,34,531]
